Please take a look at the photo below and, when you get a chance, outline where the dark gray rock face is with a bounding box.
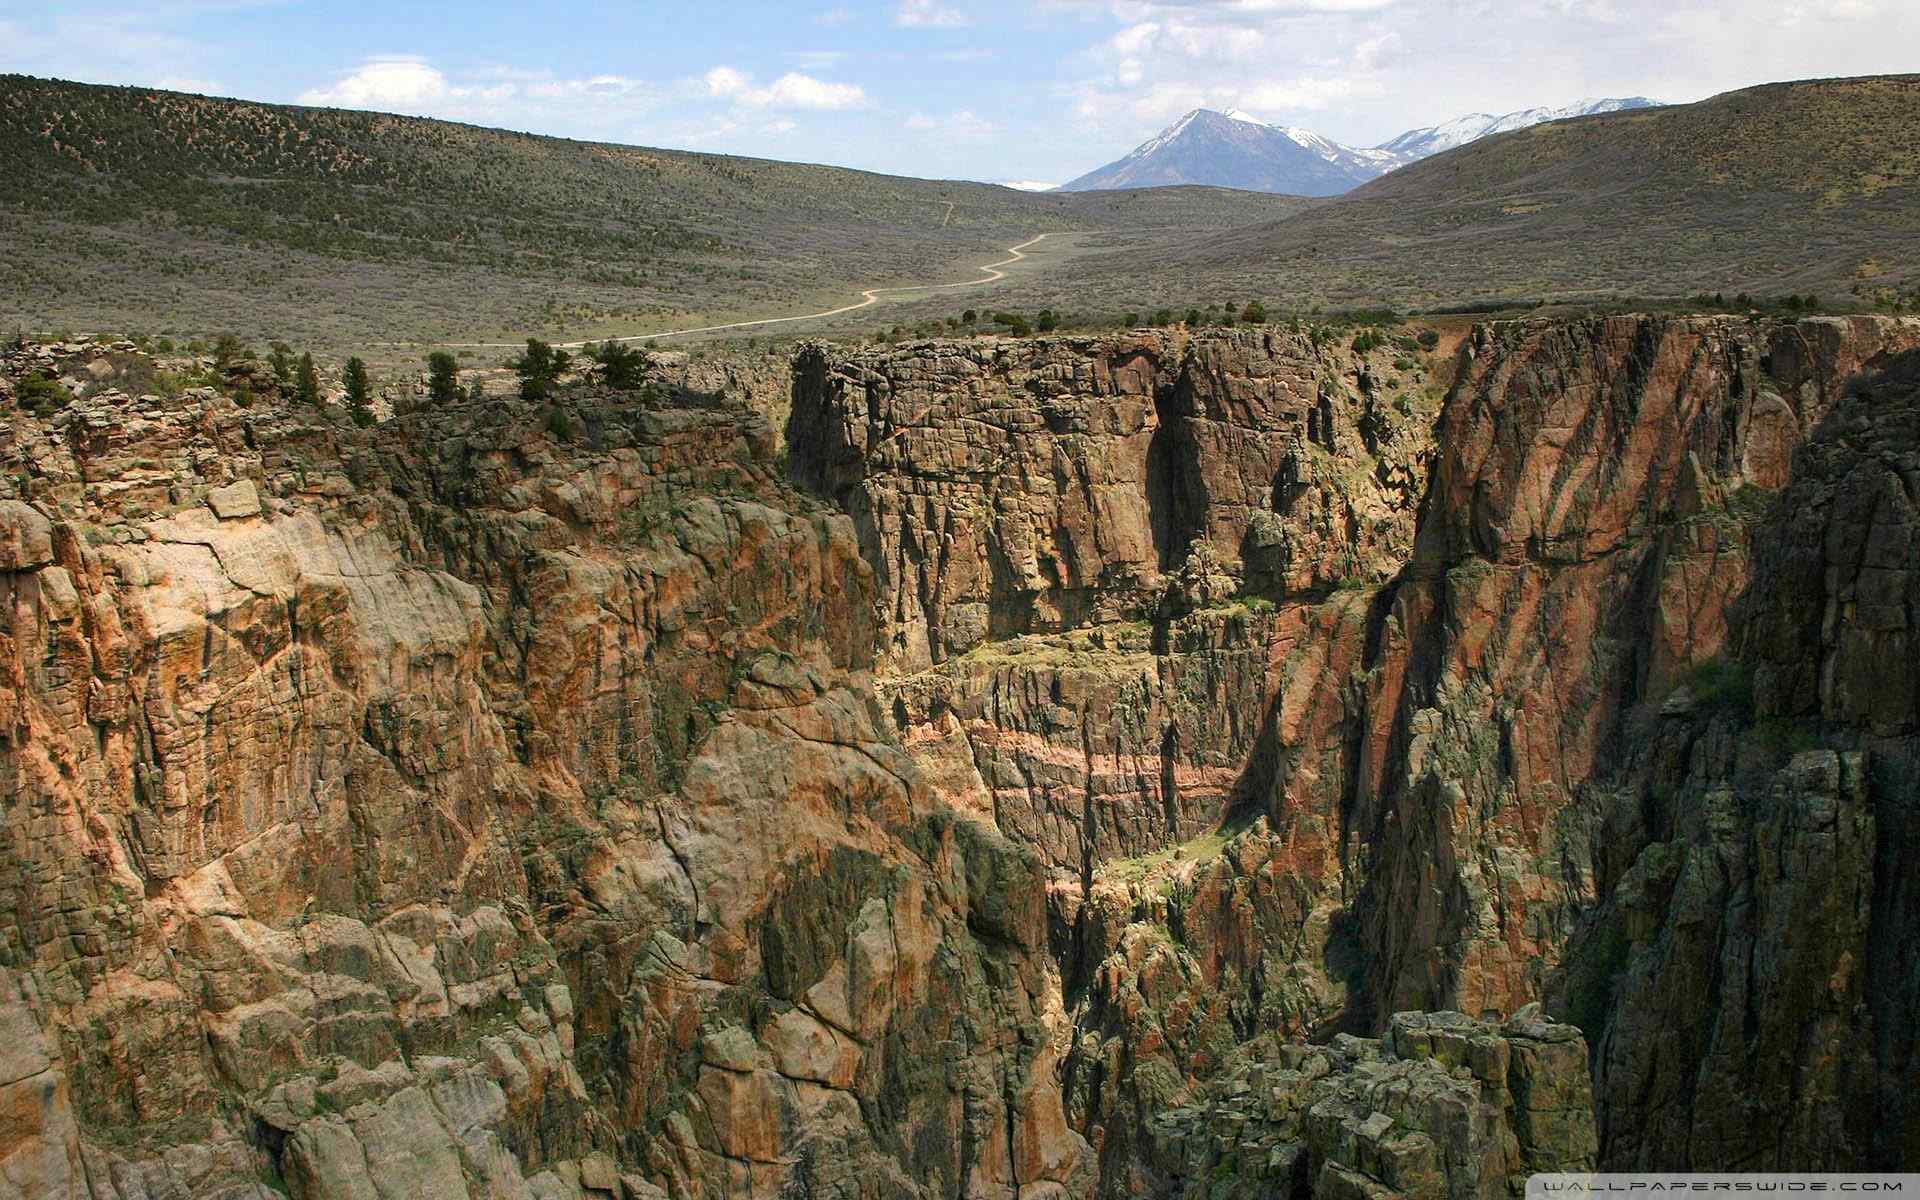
[1554,346,1920,1169]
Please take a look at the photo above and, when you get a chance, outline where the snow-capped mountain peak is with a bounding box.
[1381,97,1658,161]
[1059,97,1661,196]
[1376,111,1496,157]
[1057,107,1407,195]
[1129,108,1220,159]
[1279,126,1336,157]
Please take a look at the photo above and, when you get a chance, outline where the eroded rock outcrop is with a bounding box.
[1146,1010,1595,1200]
[789,330,1432,676]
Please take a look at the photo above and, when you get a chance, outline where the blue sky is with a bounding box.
[3,1,1913,187]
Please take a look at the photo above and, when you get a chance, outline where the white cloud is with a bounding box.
[1225,0,1391,10]
[761,74,865,109]
[300,57,450,108]
[705,67,866,110]
[702,66,753,99]
[1772,0,1886,24]
[1062,0,1404,142]
[999,180,1061,191]
[816,5,853,23]
[1351,30,1399,71]
[1053,0,1392,14]
[1538,0,1626,19]
[895,0,969,27]
[1241,75,1377,110]
[299,59,667,116]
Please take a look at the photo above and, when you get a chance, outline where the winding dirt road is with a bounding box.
[434,232,1054,351]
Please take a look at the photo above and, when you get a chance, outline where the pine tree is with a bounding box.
[510,338,569,400]
[425,351,461,404]
[344,357,374,427]
[294,352,321,406]
[585,341,649,390]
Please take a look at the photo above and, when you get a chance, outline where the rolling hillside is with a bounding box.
[5,73,1914,351]
[0,75,1307,351]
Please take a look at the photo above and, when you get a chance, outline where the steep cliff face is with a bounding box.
[1550,341,1920,1169]
[790,329,1434,874]
[789,330,1430,677]
[2,312,1914,1200]
[791,316,1920,1188]
[1349,316,1917,1025]
[0,351,1093,1200]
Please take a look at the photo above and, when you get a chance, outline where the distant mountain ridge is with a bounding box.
[1055,108,1398,196]
[1058,97,1661,196]
[1378,97,1661,159]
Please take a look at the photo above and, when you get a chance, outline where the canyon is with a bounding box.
[0,312,1916,1198]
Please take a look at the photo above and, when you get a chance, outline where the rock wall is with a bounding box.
[1549,342,1920,1168]
[3,313,1916,1199]
[789,329,1430,676]
[0,350,1092,1200]
[790,328,1433,875]
[791,317,1920,1188]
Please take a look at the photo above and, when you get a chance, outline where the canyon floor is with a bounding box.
[1,311,1916,1198]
